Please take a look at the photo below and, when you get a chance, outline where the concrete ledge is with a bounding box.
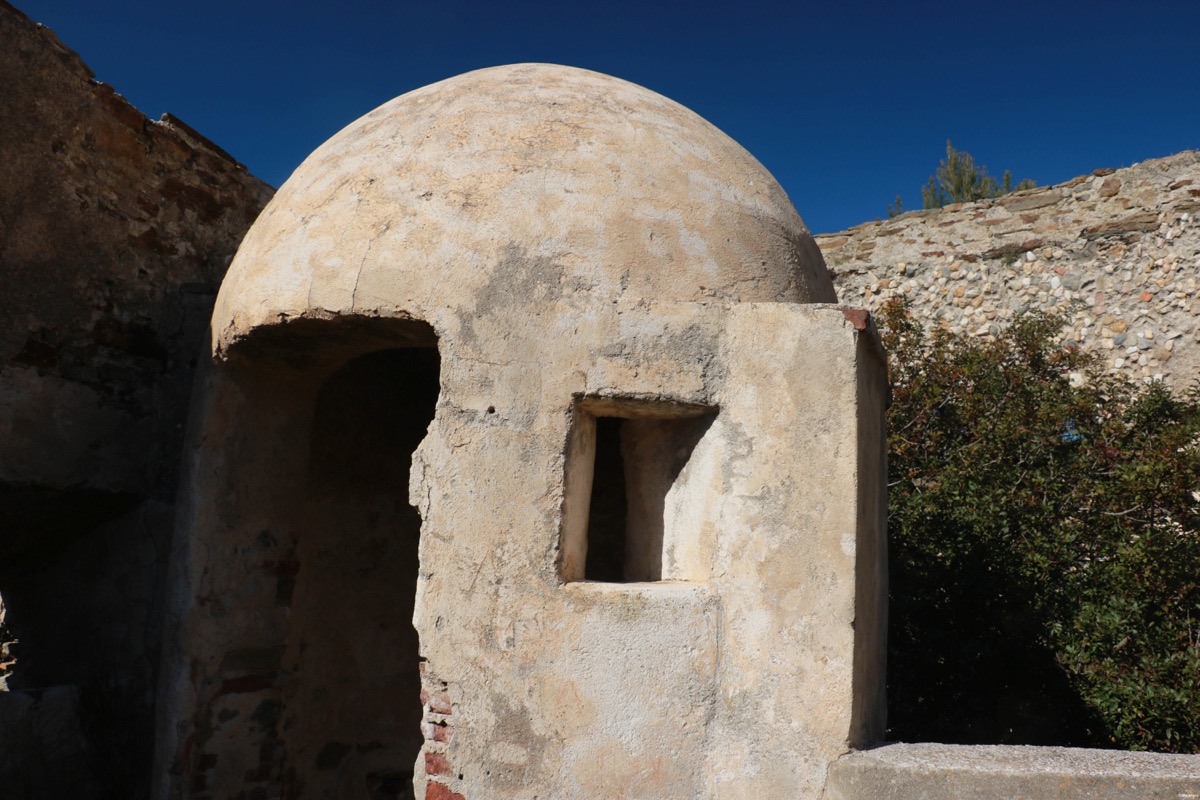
[827,743,1200,799]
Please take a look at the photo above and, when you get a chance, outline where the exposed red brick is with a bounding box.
[425,751,453,777]
[838,307,871,331]
[429,721,452,743]
[89,81,146,132]
[161,112,240,166]
[425,690,452,715]
[426,780,466,800]
[981,239,1044,260]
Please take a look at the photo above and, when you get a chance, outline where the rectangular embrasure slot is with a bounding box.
[560,398,716,584]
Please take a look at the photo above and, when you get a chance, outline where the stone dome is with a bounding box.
[212,63,835,352]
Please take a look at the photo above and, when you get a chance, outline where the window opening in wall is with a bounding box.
[585,418,630,581]
[562,398,716,584]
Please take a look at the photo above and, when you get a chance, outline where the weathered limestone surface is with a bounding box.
[158,64,886,800]
[210,62,835,353]
[820,151,1200,386]
[0,3,272,796]
[827,743,1200,799]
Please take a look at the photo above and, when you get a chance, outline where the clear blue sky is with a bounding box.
[15,0,1200,233]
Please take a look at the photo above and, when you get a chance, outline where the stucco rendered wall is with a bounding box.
[157,302,887,800]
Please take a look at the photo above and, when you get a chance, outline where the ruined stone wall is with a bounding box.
[818,151,1200,799]
[0,3,272,796]
[819,151,1200,387]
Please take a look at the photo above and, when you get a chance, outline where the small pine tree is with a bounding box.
[920,140,1036,209]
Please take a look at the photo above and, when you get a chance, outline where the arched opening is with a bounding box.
[163,316,444,799]
[277,344,439,799]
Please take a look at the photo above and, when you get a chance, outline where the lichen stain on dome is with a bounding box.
[212,63,835,353]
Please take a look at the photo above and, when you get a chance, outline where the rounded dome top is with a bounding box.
[213,64,835,350]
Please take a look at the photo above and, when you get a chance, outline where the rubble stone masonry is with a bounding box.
[0,3,271,796]
[819,151,1200,387]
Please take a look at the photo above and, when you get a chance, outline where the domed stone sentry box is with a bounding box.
[154,64,887,800]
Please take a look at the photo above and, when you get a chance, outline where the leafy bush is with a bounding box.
[881,298,1200,752]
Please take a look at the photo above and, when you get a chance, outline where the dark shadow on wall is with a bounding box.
[280,346,439,800]
[0,489,171,800]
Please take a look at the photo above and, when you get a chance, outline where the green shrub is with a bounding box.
[881,298,1200,752]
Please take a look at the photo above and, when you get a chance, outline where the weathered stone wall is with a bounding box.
[819,154,1200,797]
[3,3,1195,795]
[157,64,886,800]
[0,0,273,499]
[0,2,272,796]
[819,151,1200,386]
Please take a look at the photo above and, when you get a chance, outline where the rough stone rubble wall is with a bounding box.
[0,2,272,797]
[819,150,1200,386]
[820,153,1200,796]
[1,0,273,499]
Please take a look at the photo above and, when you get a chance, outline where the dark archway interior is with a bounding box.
[279,346,439,800]
[584,417,628,582]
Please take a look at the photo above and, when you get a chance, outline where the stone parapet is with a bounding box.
[819,151,1200,386]
[827,743,1200,799]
